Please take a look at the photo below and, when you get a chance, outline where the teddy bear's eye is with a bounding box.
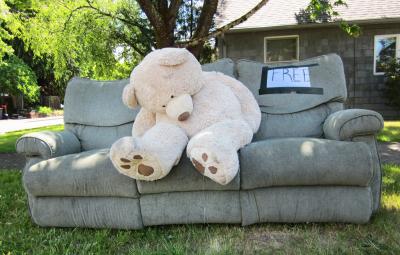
[171,95,174,98]
[162,105,166,108]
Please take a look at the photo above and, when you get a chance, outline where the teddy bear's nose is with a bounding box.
[166,94,193,121]
[178,112,190,121]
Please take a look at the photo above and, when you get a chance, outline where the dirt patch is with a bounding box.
[0,153,25,170]
[378,142,400,165]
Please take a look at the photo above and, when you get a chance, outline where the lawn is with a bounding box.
[0,122,399,254]
[377,121,400,143]
[0,125,64,153]
[0,164,399,254]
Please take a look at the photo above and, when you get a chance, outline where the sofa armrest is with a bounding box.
[16,130,81,160]
[323,109,384,141]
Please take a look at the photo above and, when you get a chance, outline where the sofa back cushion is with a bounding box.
[65,123,133,151]
[64,78,139,127]
[64,78,139,150]
[254,102,343,140]
[236,54,347,114]
[64,60,236,151]
[236,54,347,139]
[202,58,235,77]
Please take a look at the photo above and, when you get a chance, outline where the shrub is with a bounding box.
[0,55,40,103]
[36,106,52,116]
[52,109,64,116]
[382,58,400,109]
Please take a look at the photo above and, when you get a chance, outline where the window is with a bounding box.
[374,34,400,75]
[264,35,299,63]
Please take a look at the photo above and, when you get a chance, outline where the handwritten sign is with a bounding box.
[266,66,311,88]
[259,64,323,95]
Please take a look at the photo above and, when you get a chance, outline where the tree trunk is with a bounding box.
[186,0,218,58]
[137,0,268,59]
[183,0,269,54]
[137,0,181,49]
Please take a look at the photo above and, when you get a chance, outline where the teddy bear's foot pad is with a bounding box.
[114,152,165,181]
[190,148,231,185]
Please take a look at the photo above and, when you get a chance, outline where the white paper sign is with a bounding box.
[267,67,311,88]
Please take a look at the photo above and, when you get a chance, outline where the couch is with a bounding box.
[17,54,384,229]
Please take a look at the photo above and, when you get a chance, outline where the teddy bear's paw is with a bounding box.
[189,147,236,185]
[114,151,166,181]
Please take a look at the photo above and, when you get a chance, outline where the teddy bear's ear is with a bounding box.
[157,48,190,66]
[122,84,138,109]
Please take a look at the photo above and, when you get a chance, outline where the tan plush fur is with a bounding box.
[110,48,261,185]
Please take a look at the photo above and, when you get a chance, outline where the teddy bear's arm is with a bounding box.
[203,72,261,133]
[132,108,156,137]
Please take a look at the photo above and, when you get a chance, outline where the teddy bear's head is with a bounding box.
[122,48,204,121]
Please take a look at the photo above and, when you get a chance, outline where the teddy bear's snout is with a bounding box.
[166,94,193,121]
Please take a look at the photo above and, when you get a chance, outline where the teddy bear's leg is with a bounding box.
[187,119,253,185]
[110,123,188,181]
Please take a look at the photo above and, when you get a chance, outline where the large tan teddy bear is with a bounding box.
[110,48,261,185]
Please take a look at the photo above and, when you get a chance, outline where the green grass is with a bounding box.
[0,164,399,254]
[0,125,64,153]
[378,121,400,143]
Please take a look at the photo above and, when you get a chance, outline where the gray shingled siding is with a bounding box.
[218,23,400,119]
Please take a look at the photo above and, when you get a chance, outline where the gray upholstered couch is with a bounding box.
[17,54,384,229]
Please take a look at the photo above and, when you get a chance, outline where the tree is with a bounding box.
[297,0,361,37]
[382,58,400,109]
[0,55,40,103]
[0,0,17,62]
[8,0,151,98]
[136,0,358,58]
[1,0,61,97]
[3,0,357,99]
[0,0,40,106]
[136,0,269,58]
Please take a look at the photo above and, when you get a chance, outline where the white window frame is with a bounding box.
[264,35,299,64]
[373,34,400,75]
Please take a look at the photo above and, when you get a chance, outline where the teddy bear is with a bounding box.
[110,48,261,185]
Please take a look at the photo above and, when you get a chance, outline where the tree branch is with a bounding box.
[136,0,164,32]
[63,1,152,42]
[85,0,148,32]
[179,0,269,47]
[168,0,183,27]
[136,0,178,48]
[158,0,168,16]
[111,31,147,56]
[191,0,218,40]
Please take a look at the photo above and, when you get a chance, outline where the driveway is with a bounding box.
[0,116,64,134]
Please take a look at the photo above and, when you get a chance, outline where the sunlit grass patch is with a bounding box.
[382,164,400,210]
[0,125,64,153]
[378,121,400,142]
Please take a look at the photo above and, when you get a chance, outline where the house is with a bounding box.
[215,0,400,119]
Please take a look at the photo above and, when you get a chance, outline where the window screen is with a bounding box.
[265,36,299,63]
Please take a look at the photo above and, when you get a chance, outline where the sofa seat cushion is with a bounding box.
[23,149,139,198]
[137,156,240,194]
[240,138,373,190]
